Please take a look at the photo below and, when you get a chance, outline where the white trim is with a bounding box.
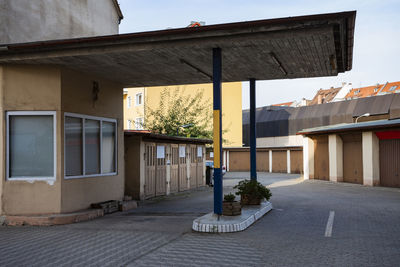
[64,112,117,179]
[135,93,143,106]
[6,111,57,181]
[287,150,291,174]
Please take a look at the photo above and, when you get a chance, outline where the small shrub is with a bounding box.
[233,179,272,201]
[223,193,236,202]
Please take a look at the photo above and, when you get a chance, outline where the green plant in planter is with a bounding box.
[223,193,236,202]
[233,179,272,205]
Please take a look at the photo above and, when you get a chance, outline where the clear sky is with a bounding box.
[118,0,400,109]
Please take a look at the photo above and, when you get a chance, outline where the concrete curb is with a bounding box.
[192,201,273,233]
[1,209,104,226]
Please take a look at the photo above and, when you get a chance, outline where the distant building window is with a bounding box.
[389,86,398,91]
[127,96,132,108]
[354,89,360,95]
[374,88,378,93]
[135,117,144,130]
[136,93,143,106]
[127,120,132,129]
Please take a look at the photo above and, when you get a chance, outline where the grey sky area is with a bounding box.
[118,0,400,109]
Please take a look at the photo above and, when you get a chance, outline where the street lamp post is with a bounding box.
[355,113,370,123]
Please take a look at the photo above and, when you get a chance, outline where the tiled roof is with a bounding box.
[345,81,400,99]
[380,81,400,94]
[272,101,294,107]
[309,87,341,105]
[345,84,382,99]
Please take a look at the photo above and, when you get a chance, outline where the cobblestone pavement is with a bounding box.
[1,173,400,266]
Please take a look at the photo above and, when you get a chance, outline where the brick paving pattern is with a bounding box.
[1,173,400,266]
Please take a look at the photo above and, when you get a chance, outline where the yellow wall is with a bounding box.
[123,82,242,147]
[1,65,62,215]
[123,87,144,130]
[0,65,125,215]
[60,69,125,213]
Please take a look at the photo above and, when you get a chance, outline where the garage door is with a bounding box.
[229,151,250,171]
[314,136,329,180]
[256,151,269,172]
[379,139,400,187]
[272,150,287,173]
[342,133,363,184]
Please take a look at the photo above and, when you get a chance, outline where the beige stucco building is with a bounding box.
[0,66,124,215]
[123,82,243,147]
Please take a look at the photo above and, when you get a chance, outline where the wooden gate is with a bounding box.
[145,143,156,198]
[155,144,166,196]
[380,139,400,187]
[178,145,188,191]
[170,144,179,193]
[196,146,204,187]
[190,145,197,188]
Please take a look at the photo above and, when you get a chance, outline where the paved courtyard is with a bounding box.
[1,172,400,266]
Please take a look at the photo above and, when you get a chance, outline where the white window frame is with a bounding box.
[64,112,118,179]
[136,93,143,106]
[6,111,57,182]
[127,96,132,109]
[135,117,144,130]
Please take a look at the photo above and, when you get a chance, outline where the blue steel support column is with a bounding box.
[213,48,223,215]
[250,78,257,181]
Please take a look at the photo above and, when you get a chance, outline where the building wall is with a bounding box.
[0,66,62,215]
[60,68,124,213]
[123,82,242,147]
[0,0,120,44]
[123,87,145,129]
[257,135,303,148]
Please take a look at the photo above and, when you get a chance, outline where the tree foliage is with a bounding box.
[144,87,213,139]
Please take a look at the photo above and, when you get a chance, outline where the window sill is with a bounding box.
[64,172,118,179]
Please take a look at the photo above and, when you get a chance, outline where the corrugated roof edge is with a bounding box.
[297,119,400,135]
[124,130,212,144]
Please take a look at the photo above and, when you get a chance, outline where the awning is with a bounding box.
[297,119,400,135]
[0,11,355,87]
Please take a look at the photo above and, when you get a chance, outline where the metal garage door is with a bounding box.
[314,136,329,180]
[190,145,197,188]
[229,151,250,171]
[272,150,287,173]
[256,151,269,172]
[155,144,166,196]
[170,144,179,193]
[290,150,303,174]
[145,143,156,198]
[342,133,363,184]
[178,145,188,191]
[380,139,400,187]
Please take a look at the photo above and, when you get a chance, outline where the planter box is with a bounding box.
[222,201,242,216]
[240,194,262,205]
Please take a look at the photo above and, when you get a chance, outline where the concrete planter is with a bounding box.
[222,201,242,216]
[240,194,262,205]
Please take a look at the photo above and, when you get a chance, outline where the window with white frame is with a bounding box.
[64,113,117,178]
[7,111,56,180]
[136,93,142,106]
[135,117,144,130]
[127,119,132,130]
[127,96,132,108]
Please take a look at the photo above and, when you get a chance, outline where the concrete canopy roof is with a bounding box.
[0,11,356,87]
